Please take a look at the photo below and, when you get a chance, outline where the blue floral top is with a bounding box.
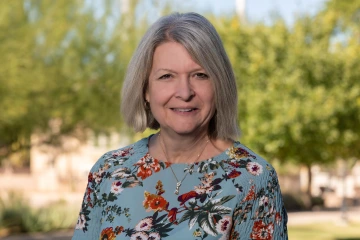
[72,135,288,240]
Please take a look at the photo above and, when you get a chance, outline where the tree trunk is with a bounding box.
[340,159,348,223]
[302,164,313,209]
[306,164,312,197]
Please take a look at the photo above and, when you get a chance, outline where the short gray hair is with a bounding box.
[121,12,239,140]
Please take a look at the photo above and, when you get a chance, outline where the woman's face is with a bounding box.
[146,41,215,136]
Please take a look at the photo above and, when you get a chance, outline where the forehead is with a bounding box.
[151,41,203,71]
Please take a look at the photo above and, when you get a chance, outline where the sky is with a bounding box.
[91,0,329,33]
[172,0,328,25]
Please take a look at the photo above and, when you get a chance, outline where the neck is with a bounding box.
[158,129,209,164]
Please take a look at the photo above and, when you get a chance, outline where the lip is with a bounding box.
[170,107,199,114]
[170,107,198,111]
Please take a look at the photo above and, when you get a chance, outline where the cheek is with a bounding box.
[149,84,173,102]
[202,88,215,107]
[204,90,216,116]
[148,89,170,113]
[146,85,157,103]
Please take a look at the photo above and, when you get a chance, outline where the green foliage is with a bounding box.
[212,5,360,201]
[288,222,360,240]
[0,192,77,234]
[323,0,360,27]
[0,0,148,166]
[1,0,359,173]
[215,9,360,168]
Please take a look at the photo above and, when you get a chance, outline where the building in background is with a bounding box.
[0,132,129,207]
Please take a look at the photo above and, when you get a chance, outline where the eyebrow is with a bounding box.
[154,68,205,74]
[155,68,177,74]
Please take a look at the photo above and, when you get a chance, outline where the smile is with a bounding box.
[171,108,198,112]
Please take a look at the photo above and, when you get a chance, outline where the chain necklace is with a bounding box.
[159,132,209,195]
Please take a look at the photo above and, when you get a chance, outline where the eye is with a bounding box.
[159,74,172,80]
[194,72,209,79]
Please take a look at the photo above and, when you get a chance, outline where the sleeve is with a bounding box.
[230,166,288,240]
[72,162,104,239]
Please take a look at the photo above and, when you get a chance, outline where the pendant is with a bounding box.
[174,182,181,195]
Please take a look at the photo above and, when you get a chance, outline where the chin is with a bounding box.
[169,126,205,136]
[159,119,210,136]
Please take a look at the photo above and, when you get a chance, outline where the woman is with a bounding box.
[73,12,288,240]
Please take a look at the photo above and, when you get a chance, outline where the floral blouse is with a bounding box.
[72,135,288,240]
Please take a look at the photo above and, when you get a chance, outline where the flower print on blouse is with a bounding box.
[72,136,288,240]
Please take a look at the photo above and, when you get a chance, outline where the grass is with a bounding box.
[288,222,360,240]
[0,192,77,236]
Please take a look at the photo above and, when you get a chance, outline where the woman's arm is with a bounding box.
[230,166,288,239]
[72,160,106,239]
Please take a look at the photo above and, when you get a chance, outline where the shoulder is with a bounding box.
[88,136,149,173]
[226,141,277,178]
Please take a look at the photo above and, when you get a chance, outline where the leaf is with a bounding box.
[219,161,225,169]
[209,163,218,170]
[153,211,159,220]
[212,185,222,191]
[239,160,248,168]
[245,203,253,212]
[189,200,197,208]
[158,222,173,232]
[256,188,266,198]
[178,210,193,224]
[107,192,117,201]
[198,212,217,236]
[212,190,223,198]
[213,214,222,224]
[159,161,166,169]
[155,213,168,223]
[214,195,235,206]
[199,194,207,203]
[207,213,216,230]
[259,205,264,213]
[210,178,223,186]
[189,212,200,229]
[211,205,232,215]
[198,162,205,172]
[124,228,136,237]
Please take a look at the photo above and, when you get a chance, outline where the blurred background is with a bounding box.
[0,0,359,239]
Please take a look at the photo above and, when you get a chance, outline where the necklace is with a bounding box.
[159,132,209,195]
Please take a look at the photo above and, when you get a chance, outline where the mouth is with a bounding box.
[171,108,198,112]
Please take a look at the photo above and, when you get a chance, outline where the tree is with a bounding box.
[323,0,360,28]
[215,8,360,207]
[0,0,147,166]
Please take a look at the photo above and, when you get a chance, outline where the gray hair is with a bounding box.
[121,12,239,140]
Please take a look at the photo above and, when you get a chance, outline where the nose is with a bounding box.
[175,77,195,101]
